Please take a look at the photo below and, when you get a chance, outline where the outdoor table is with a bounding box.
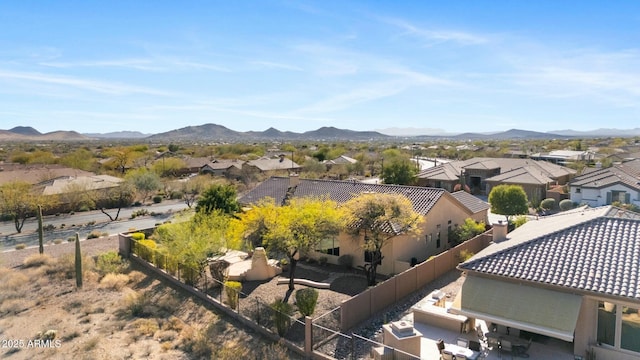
[444,344,480,360]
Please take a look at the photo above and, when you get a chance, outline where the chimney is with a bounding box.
[289,172,300,188]
[492,221,508,243]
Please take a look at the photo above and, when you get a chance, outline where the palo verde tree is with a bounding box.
[125,168,161,203]
[488,184,529,224]
[230,197,345,297]
[343,192,423,286]
[0,181,58,233]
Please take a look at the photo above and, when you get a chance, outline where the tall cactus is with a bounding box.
[75,233,83,289]
[38,205,44,254]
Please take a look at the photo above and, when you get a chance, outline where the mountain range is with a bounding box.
[1,124,640,142]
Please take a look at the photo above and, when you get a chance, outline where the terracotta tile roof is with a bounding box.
[460,206,640,300]
[238,177,447,215]
[451,191,491,214]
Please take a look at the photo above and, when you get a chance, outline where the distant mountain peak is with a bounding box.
[9,126,41,136]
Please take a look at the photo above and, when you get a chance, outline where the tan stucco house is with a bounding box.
[452,206,640,359]
[238,176,490,276]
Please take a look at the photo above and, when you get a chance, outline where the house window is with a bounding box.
[364,250,381,265]
[609,190,630,204]
[316,238,339,257]
[597,301,640,353]
[575,187,581,194]
[436,232,441,248]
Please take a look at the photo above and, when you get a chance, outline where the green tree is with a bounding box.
[60,148,96,171]
[0,181,58,233]
[230,197,344,295]
[382,160,418,185]
[195,184,240,215]
[343,193,423,286]
[488,184,529,223]
[126,169,161,203]
[449,218,486,246]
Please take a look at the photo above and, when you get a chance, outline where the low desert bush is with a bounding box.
[15,243,26,250]
[258,341,291,360]
[99,273,130,290]
[458,249,475,263]
[270,298,293,336]
[295,288,319,317]
[559,199,575,211]
[130,232,146,241]
[224,281,242,310]
[96,251,128,275]
[83,336,100,351]
[154,329,178,342]
[132,318,160,338]
[180,326,213,359]
[162,316,184,332]
[23,254,53,268]
[53,239,63,244]
[127,270,146,283]
[123,290,149,317]
[86,230,105,239]
[48,254,95,279]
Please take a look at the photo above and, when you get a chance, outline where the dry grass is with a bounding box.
[23,253,54,268]
[132,318,160,338]
[99,273,130,290]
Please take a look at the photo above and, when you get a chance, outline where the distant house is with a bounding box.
[453,206,640,359]
[569,159,640,207]
[0,163,94,186]
[323,155,358,165]
[530,149,596,166]
[39,174,124,196]
[416,157,576,202]
[200,159,244,177]
[238,176,489,276]
[242,156,302,174]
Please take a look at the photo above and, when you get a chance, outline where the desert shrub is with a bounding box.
[540,198,556,210]
[96,251,128,275]
[155,329,178,342]
[152,195,163,204]
[559,199,575,211]
[99,273,130,290]
[67,236,75,242]
[53,239,63,244]
[162,316,184,332]
[132,318,159,337]
[15,243,26,250]
[180,326,213,359]
[295,288,319,317]
[224,281,242,310]
[123,290,149,317]
[23,254,53,268]
[513,215,528,229]
[270,298,293,336]
[83,336,100,351]
[78,204,90,212]
[258,341,291,360]
[131,232,146,241]
[86,230,103,239]
[170,191,183,200]
[338,254,353,269]
[127,270,146,283]
[458,249,474,263]
[48,254,95,279]
[135,239,157,263]
[43,224,55,231]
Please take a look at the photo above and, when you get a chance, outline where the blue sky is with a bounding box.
[1,1,638,135]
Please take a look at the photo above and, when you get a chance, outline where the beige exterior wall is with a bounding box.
[312,193,483,276]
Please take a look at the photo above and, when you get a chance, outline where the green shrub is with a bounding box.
[78,205,90,212]
[540,198,556,210]
[135,239,157,263]
[513,215,528,228]
[270,298,293,336]
[458,249,474,263]
[53,239,63,244]
[131,232,145,241]
[86,230,102,239]
[559,199,575,211]
[295,288,318,317]
[224,281,242,310]
[15,243,26,250]
[96,251,128,275]
[152,195,163,204]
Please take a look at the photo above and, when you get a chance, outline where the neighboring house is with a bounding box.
[530,150,596,165]
[243,156,302,174]
[39,174,124,196]
[200,159,244,177]
[238,176,489,276]
[452,206,640,359]
[570,159,640,207]
[323,155,358,165]
[416,158,576,201]
[0,163,94,186]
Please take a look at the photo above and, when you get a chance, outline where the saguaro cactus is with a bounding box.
[75,233,83,289]
[38,205,44,254]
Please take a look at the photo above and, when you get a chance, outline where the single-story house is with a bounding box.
[570,159,640,208]
[238,176,489,276]
[242,156,302,174]
[530,150,596,166]
[452,206,640,359]
[416,157,576,201]
[200,159,244,177]
[0,163,94,186]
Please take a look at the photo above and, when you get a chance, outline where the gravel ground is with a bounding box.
[0,235,119,268]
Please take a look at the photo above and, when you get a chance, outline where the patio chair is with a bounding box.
[441,349,455,360]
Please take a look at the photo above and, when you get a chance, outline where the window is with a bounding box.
[316,238,339,257]
[597,301,640,353]
[436,232,441,248]
[364,250,381,265]
[575,187,581,194]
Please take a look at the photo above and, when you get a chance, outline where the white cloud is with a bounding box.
[381,17,488,46]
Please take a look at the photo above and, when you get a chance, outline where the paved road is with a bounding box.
[1,200,190,250]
